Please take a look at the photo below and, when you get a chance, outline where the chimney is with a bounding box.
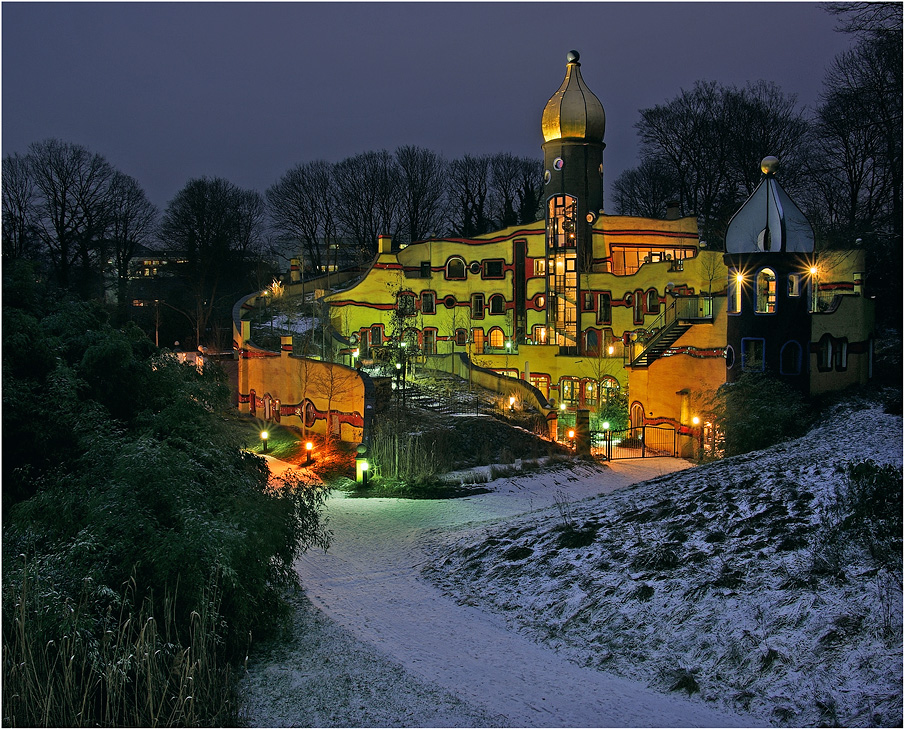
[378,234,393,254]
[290,257,301,283]
[665,200,681,220]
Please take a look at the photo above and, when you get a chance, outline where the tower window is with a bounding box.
[741,338,765,372]
[817,334,833,371]
[780,341,802,374]
[755,268,777,314]
[788,273,802,297]
[547,195,578,249]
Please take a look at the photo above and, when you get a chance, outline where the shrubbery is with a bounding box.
[713,372,810,456]
[2,265,331,726]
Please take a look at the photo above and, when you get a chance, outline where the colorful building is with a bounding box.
[236,51,873,451]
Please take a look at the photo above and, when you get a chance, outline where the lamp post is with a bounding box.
[260,430,269,453]
[509,395,515,412]
[568,428,576,450]
[305,440,313,465]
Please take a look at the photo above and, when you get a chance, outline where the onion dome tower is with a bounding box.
[723,156,815,390]
[541,50,606,351]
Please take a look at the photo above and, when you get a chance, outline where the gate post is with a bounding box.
[641,425,646,458]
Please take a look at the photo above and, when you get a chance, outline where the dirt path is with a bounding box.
[242,458,754,727]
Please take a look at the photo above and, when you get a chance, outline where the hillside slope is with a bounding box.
[425,395,903,727]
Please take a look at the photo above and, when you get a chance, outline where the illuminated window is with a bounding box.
[601,375,620,393]
[788,274,802,297]
[741,338,765,372]
[583,379,598,407]
[529,373,550,399]
[728,271,742,314]
[471,293,484,319]
[755,268,777,314]
[534,259,546,276]
[446,257,466,280]
[472,328,485,354]
[489,327,505,348]
[489,294,505,314]
[560,378,578,404]
[531,324,547,344]
[547,195,578,249]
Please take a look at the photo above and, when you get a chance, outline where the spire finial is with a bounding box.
[567,50,580,64]
[761,156,780,176]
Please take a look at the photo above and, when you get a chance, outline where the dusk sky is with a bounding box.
[3,2,855,212]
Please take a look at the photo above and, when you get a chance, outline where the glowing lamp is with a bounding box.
[809,267,818,276]
[602,421,610,430]
[260,430,269,453]
[568,429,575,439]
[395,362,402,370]
[607,345,615,355]
[692,416,700,425]
[509,395,516,409]
[305,440,314,465]
[560,403,566,411]
[735,273,744,283]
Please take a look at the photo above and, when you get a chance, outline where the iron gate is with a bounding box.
[592,424,677,460]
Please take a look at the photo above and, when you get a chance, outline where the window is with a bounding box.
[455,328,467,346]
[423,329,436,355]
[600,375,620,394]
[725,345,736,369]
[529,373,550,399]
[489,327,505,348]
[788,273,801,297]
[471,293,484,319]
[446,257,466,280]
[630,402,645,436]
[780,341,802,375]
[583,379,598,407]
[403,329,419,350]
[421,291,436,314]
[534,258,547,276]
[531,324,547,344]
[397,293,416,316]
[472,328,485,354]
[597,293,611,324]
[834,338,848,371]
[585,329,599,356]
[728,271,742,314]
[646,289,660,314]
[633,290,644,324]
[817,334,833,371]
[547,195,578,248]
[489,294,505,314]
[741,338,765,372]
[370,325,382,348]
[755,268,777,314]
[560,377,578,404]
[582,291,595,311]
[483,260,504,279]
[420,261,431,278]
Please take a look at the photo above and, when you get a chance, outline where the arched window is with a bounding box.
[489,294,505,314]
[455,328,468,346]
[446,257,466,280]
[630,402,645,437]
[585,329,599,356]
[756,268,777,314]
[582,379,598,407]
[646,289,660,314]
[488,327,505,349]
[600,375,620,397]
[780,340,802,375]
[560,377,579,405]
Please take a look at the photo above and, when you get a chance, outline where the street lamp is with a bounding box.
[260,430,269,453]
[305,440,313,465]
[509,395,515,411]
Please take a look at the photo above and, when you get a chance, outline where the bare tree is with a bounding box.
[333,150,402,255]
[1,153,39,262]
[516,157,545,224]
[27,139,115,293]
[107,171,158,308]
[446,154,492,237]
[159,176,263,347]
[395,145,447,245]
[308,363,361,446]
[266,160,337,273]
[611,157,678,218]
[489,153,522,229]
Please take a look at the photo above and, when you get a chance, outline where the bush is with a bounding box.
[713,373,810,455]
[2,291,331,726]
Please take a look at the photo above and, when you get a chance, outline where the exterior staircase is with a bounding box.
[625,296,714,368]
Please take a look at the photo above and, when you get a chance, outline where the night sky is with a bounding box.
[2,2,854,212]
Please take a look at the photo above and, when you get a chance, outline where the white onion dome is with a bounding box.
[542,50,606,143]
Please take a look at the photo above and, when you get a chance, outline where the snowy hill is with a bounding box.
[424,395,903,727]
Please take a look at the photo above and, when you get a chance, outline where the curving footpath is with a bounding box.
[292,458,757,728]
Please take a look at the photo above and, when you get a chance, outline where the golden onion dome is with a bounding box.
[542,50,606,143]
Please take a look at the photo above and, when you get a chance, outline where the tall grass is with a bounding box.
[369,429,439,484]
[2,570,238,727]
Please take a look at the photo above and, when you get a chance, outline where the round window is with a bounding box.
[544,170,551,184]
[586,212,596,223]
[553,157,564,170]
[536,294,546,308]
[725,345,736,369]
[469,261,481,275]
[444,295,456,308]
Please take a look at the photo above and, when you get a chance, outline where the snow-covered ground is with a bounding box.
[241,397,902,727]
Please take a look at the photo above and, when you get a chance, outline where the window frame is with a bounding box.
[446,256,466,280]
[488,293,506,315]
[421,291,436,315]
[741,337,766,372]
[597,292,612,325]
[779,340,802,375]
[471,293,485,319]
[482,259,505,279]
[755,267,777,314]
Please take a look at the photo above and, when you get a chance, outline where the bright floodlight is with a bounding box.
[306,441,313,451]
[692,416,700,425]
[568,429,575,439]
[809,267,818,275]
[602,421,610,430]
[260,431,269,440]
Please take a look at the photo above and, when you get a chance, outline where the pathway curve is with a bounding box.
[288,458,753,727]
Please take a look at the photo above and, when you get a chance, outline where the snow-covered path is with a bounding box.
[293,458,755,727]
